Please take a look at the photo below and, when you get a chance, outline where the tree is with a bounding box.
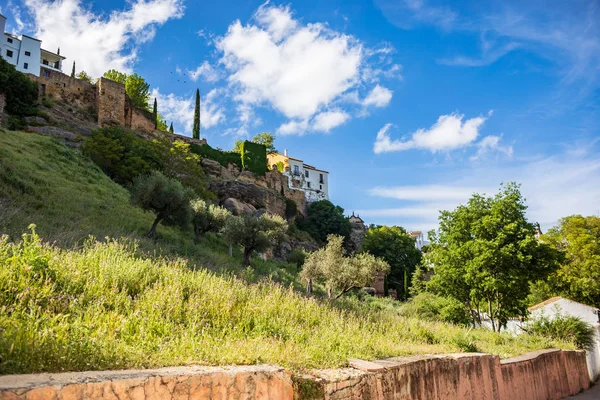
[76,71,93,83]
[153,98,158,129]
[169,122,174,134]
[301,235,390,299]
[193,89,200,139]
[363,226,422,300]
[102,70,151,110]
[222,213,287,266]
[298,200,351,244]
[233,133,277,154]
[130,171,194,239]
[156,114,168,132]
[426,183,561,331]
[533,215,600,307]
[190,199,231,242]
[0,57,38,116]
[71,61,75,78]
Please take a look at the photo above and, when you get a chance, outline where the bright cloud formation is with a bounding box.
[23,0,184,77]
[216,3,395,135]
[374,112,489,154]
[189,61,220,83]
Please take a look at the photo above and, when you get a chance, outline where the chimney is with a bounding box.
[284,149,288,156]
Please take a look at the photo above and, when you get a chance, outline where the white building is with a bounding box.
[0,14,65,77]
[409,231,425,250]
[267,150,329,202]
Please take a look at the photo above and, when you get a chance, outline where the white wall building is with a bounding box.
[267,150,329,202]
[409,231,425,250]
[0,14,65,77]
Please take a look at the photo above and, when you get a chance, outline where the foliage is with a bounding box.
[190,199,232,242]
[241,140,268,175]
[298,200,351,244]
[102,69,151,110]
[193,88,200,139]
[82,128,161,185]
[363,225,422,300]
[0,57,38,116]
[525,314,595,350]
[285,198,298,219]
[71,61,76,78]
[427,183,562,331]
[400,293,471,326]
[287,249,306,270]
[410,265,431,296]
[156,114,168,132]
[153,98,158,129]
[76,71,93,83]
[536,215,600,307]
[190,143,243,170]
[169,122,174,134]
[301,235,390,299]
[129,171,195,239]
[223,213,288,266]
[275,161,285,173]
[234,132,277,154]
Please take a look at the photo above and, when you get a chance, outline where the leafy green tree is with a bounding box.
[533,215,600,307]
[298,200,351,244]
[130,171,194,239]
[427,183,561,331]
[153,98,158,129]
[190,199,231,242]
[71,61,75,78]
[76,71,93,83]
[222,213,287,266]
[301,234,390,298]
[0,57,38,116]
[169,122,174,134]
[233,139,244,153]
[233,133,277,154]
[156,114,168,132]
[193,89,200,139]
[102,70,151,110]
[363,225,422,300]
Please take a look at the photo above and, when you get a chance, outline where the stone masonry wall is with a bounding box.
[30,69,96,108]
[131,105,156,133]
[97,77,126,128]
[0,350,590,400]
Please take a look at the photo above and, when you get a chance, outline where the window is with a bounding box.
[23,63,28,70]
[319,173,324,184]
[6,50,13,58]
[43,70,51,77]
[307,182,311,188]
[24,51,31,56]
[293,165,300,175]
[7,38,13,43]
[320,185,322,190]
[305,170,309,178]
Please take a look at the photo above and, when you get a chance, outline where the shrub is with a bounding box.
[298,200,351,244]
[130,171,195,239]
[7,116,26,131]
[287,249,306,270]
[285,198,298,219]
[190,143,242,170]
[525,314,596,350]
[241,140,267,176]
[0,57,38,116]
[190,199,231,242]
[400,293,471,326]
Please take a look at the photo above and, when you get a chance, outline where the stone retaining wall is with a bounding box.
[0,350,589,400]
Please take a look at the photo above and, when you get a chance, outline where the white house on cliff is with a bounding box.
[267,150,329,203]
[0,14,65,77]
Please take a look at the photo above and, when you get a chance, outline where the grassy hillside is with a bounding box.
[0,129,574,374]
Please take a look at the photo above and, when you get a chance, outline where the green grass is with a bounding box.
[0,129,577,374]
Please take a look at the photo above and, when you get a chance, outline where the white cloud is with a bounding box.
[23,0,184,77]
[362,84,393,107]
[368,185,488,201]
[188,61,220,82]
[471,135,513,160]
[373,112,489,154]
[152,88,225,135]
[216,3,397,135]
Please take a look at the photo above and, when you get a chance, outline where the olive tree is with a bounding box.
[301,234,390,299]
[190,199,232,243]
[222,213,287,266]
[130,171,194,239]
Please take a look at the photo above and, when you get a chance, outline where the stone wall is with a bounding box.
[30,69,96,108]
[97,77,126,127]
[0,350,589,400]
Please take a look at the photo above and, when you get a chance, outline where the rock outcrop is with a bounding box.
[209,180,287,218]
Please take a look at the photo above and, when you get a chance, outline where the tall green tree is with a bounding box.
[531,215,600,307]
[298,200,351,244]
[193,89,200,139]
[102,70,151,110]
[103,69,127,84]
[153,98,158,129]
[169,122,174,134]
[427,183,561,331]
[71,61,75,78]
[363,226,422,300]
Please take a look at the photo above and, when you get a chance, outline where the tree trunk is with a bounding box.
[327,287,332,299]
[335,286,359,299]
[229,244,233,257]
[242,247,253,266]
[147,215,162,239]
[488,300,497,332]
[193,224,202,244]
[306,279,313,294]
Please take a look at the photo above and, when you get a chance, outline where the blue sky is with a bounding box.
[2,0,599,232]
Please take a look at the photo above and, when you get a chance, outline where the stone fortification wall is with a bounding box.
[0,349,590,400]
[30,70,96,108]
[96,77,125,128]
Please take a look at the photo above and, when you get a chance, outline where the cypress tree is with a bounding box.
[153,98,158,129]
[71,61,76,78]
[169,122,174,134]
[193,89,200,139]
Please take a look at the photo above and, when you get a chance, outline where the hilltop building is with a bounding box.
[409,231,424,250]
[267,150,329,203]
[0,14,65,77]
